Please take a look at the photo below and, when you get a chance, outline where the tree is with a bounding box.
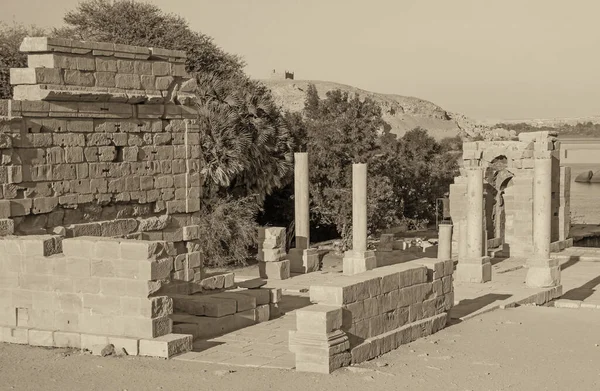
[305,86,399,247]
[53,0,296,266]
[377,128,459,225]
[195,72,294,204]
[54,0,243,78]
[0,22,46,99]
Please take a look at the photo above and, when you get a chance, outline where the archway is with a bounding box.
[484,156,514,254]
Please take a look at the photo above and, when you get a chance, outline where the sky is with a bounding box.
[2,0,600,120]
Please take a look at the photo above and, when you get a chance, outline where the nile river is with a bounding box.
[566,164,600,224]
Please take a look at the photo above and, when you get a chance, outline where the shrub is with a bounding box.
[197,196,259,267]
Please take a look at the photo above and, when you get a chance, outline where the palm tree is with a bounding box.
[195,72,294,204]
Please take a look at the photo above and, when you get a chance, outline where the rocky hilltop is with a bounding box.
[259,79,483,140]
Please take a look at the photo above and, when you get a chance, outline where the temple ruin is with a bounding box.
[0,37,573,374]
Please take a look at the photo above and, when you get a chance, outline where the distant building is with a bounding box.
[270,69,294,80]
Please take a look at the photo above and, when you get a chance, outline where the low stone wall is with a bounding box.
[289,259,454,373]
[0,235,193,357]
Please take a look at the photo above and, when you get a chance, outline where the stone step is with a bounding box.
[139,333,193,358]
[171,294,236,317]
[170,304,272,340]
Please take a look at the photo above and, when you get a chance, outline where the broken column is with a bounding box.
[343,163,376,275]
[289,152,319,273]
[258,227,290,280]
[456,166,491,283]
[526,151,561,287]
[437,221,453,261]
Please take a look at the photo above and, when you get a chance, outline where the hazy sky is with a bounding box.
[2,0,600,120]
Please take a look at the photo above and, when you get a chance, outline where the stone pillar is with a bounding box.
[289,153,319,274]
[456,166,491,283]
[458,219,468,262]
[526,152,561,287]
[343,163,376,275]
[437,222,453,261]
[294,152,310,249]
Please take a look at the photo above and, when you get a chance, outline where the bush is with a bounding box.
[0,22,46,99]
[197,196,259,267]
[55,0,243,78]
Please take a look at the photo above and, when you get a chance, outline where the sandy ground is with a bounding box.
[1,306,600,391]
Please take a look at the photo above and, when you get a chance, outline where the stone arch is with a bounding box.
[483,156,514,244]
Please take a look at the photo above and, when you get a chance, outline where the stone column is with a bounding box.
[437,222,453,261]
[352,164,368,253]
[458,219,468,262]
[526,152,561,287]
[456,166,491,283]
[289,153,319,274]
[343,163,376,275]
[294,152,310,250]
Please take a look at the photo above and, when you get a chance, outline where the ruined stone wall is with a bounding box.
[289,259,453,373]
[0,235,193,357]
[449,131,571,257]
[0,37,200,242]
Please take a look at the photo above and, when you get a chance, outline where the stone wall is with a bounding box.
[289,259,453,373]
[449,131,571,257]
[0,37,200,241]
[0,235,193,357]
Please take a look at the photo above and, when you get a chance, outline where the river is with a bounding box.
[566,164,600,224]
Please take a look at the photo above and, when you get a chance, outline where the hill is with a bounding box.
[259,79,480,140]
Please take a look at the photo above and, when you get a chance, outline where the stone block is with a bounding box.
[288,248,320,274]
[417,259,445,281]
[64,70,95,86]
[120,240,163,261]
[260,248,286,262]
[182,225,200,241]
[310,280,371,306]
[258,260,290,280]
[54,331,81,348]
[211,292,257,312]
[455,257,492,283]
[152,62,171,76]
[1,327,28,344]
[139,334,192,358]
[378,234,395,252]
[172,295,236,318]
[269,288,282,303]
[10,68,63,85]
[295,351,351,374]
[237,289,271,305]
[342,250,376,275]
[28,329,54,347]
[121,316,172,339]
[256,304,270,322]
[296,305,342,334]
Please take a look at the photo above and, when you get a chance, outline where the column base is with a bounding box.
[342,250,376,276]
[289,329,351,374]
[526,258,561,288]
[289,248,320,274]
[455,257,491,283]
